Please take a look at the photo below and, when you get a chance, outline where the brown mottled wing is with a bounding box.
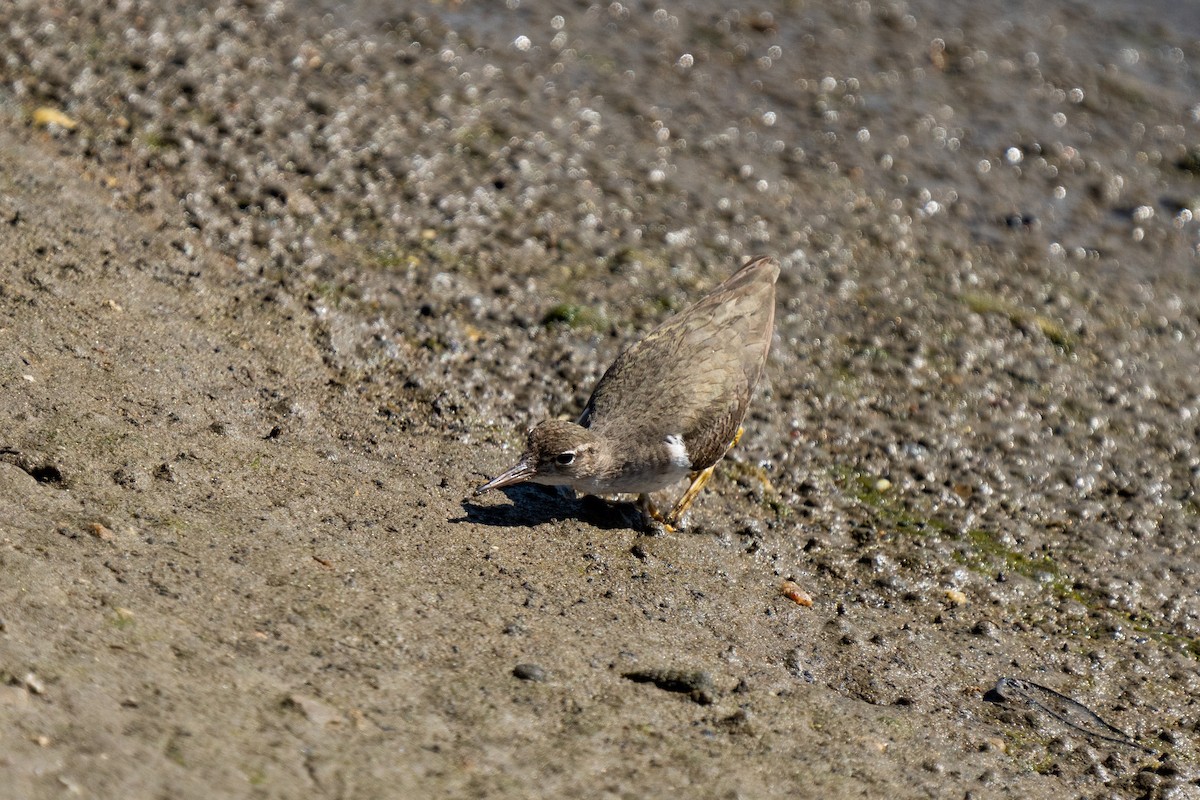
[579,255,778,469]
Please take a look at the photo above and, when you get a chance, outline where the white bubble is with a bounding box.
[665,228,693,247]
[762,111,777,126]
[677,53,694,68]
[1004,146,1023,164]
[513,35,531,51]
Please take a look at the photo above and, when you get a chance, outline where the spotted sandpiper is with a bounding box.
[475,255,778,529]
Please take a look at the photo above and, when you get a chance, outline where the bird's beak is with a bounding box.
[474,458,537,495]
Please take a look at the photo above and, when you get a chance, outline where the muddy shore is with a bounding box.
[2,1,1199,797]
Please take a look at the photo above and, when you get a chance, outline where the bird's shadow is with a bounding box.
[454,484,644,531]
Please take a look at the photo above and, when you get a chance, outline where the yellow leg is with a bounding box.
[728,426,744,449]
[664,465,714,527]
[664,427,744,528]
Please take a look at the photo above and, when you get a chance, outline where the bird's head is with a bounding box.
[474,419,605,494]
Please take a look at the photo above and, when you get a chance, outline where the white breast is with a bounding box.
[663,434,692,471]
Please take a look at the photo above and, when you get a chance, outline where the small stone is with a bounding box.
[971,619,1000,638]
[32,107,77,129]
[88,522,115,542]
[23,672,46,695]
[780,580,813,606]
[622,668,715,705]
[512,663,547,682]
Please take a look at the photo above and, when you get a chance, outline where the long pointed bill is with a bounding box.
[474,459,537,495]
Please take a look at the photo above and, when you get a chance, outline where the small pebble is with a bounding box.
[23,672,46,695]
[971,619,999,638]
[32,107,77,129]
[622,668,714,705]
[512,663,547,682]
[88,522,115,541]
[780,580,814,607]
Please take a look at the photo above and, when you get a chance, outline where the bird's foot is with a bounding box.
[638,494,676,534]
[663,464,717,529]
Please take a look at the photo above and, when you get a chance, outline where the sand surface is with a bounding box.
[2,1,1199,797]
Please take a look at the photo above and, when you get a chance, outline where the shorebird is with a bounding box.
[475,255,778,529]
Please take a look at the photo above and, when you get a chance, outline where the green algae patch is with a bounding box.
[542,302,607,331]
[963,292,1074,351]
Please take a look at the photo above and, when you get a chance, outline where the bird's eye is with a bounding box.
[556,452,575,466]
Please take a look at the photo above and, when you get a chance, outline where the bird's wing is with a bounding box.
[580,256,777,462]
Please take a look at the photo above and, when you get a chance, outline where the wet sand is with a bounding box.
[2,1,1199,796]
